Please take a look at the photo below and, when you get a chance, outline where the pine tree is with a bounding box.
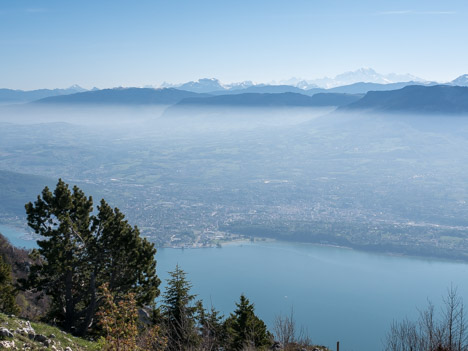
[225,294,272,350]
[161,265,200,350]
[24,179,160,335]
[0,255,19,314]
[198,304,225,350]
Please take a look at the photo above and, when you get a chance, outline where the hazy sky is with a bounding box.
[1,0,467,89]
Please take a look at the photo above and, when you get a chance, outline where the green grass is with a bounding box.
[0,313,101,350]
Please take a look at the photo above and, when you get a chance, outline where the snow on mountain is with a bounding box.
[159,81,178,89]
[67,84,87,92]
[450,74,468,86]
[385,72,423,84]
[308,68,425,88]
[156,68,426,93]
[295,80,319,89]
[225,81,255,90]
[177,78,226,93]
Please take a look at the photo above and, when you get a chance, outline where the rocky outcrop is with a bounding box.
[1,321,54,349]
[0,314,86,350]
[0,327,13,338]
[0,340,15,349]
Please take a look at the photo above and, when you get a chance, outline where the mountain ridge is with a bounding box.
[0,86,86,104]
[343,85,468,114]
[33,88,209,105]
[174,92,362,108]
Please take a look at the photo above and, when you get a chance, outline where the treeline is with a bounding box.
[97,264,273,350]
[0,180,320,350]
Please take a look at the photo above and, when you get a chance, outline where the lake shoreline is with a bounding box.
[161,234,467,265]
[2,222,467,264]
[156,236,468,351]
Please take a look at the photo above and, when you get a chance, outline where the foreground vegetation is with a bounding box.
[0,180,329,350]
[2,179,467,350]
[0,313,100,350]
[385,287,468,351]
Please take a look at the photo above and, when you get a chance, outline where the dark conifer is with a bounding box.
[198,304,225,350]
[161,265,200,350]
[24,179,160,335]
[225,294,272,350]
[0,255,19,314]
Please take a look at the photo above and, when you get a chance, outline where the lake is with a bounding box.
[156,241,468,351]
[2,226,468,351]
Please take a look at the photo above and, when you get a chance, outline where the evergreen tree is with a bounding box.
[0,255,19,314]
[161,265,200,350]
[224,294,272,350]
[197,304,225,351]
[24,179,160,335]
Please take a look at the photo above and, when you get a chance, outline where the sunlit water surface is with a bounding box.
[157,241,468,351]
[3,226,468,351]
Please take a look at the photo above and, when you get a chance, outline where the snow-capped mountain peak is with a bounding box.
[177,78,226,93]
[451,74,468,86]
[66,84,87,92]
[308,68,425,88]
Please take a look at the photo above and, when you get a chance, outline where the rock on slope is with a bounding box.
[0,313,99,350]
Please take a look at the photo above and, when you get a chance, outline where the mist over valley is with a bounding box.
[2,82,468,261]
[3,84,468,349]
[4,1,468,349]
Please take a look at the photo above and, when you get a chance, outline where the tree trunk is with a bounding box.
[64,269,75,332]
[78,270,97,336]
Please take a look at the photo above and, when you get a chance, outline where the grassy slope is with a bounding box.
[0,313,100,350]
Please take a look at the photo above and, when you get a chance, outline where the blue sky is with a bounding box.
[1,0,467,89]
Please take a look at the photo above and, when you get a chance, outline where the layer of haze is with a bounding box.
[2,104,468,259]
[2,103,468,350]
[1,0,468,89]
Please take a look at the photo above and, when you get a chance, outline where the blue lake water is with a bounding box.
[2,226,468,351]
[156,242,468,351]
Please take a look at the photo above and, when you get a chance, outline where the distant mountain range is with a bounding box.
[28,84,468,115]
[161,79,437,96]
[34,88,208,105]
[175,92,362,108]
[324,81,436,94]
[450,74,468,86]
[4,81,436,105]
[343,85,468,114]
[172,69,426,92]
[210,84,308,95]
[160,71,468,94]
[2,70,468,115]
[0,85,86,103]
[301,68,424,89]
[33,88,362,109]
[177,78,226,93]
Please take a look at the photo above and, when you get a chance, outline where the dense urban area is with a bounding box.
[1,109,468,260]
